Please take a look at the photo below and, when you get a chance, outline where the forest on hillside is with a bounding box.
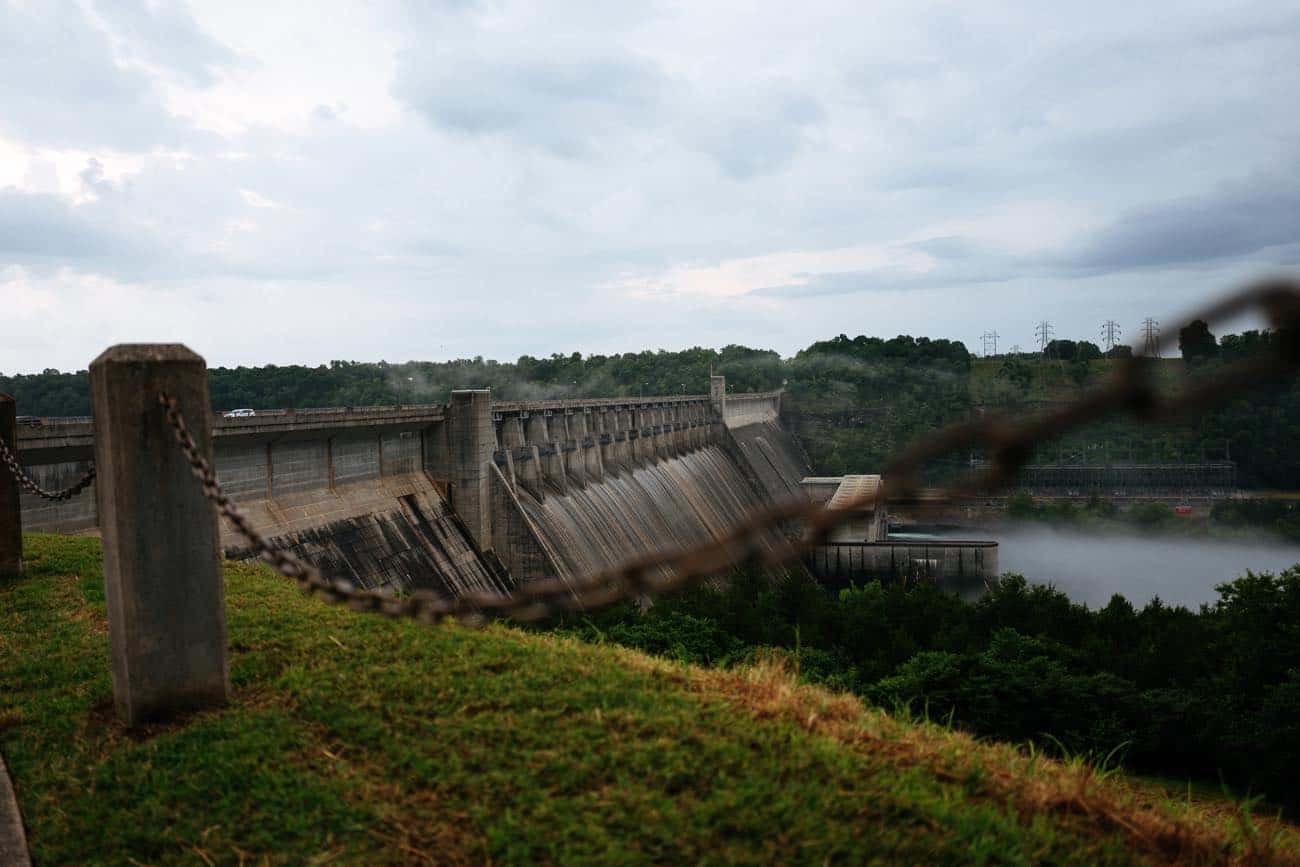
[4,323,1297,487]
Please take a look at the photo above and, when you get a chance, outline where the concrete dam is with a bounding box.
[14,377,814,598]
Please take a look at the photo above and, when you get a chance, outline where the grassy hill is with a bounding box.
[3,535,1298,865]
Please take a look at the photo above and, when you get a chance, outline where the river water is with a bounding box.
[918,525,1300,609]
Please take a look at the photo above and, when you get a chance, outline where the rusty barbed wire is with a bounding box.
[161,274,1300,627]
[0,434,95,502]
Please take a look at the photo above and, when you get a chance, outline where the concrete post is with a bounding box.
[89,344,228,724]
[524,414,547,447]
[0,395,21,580]
[710,375,726,416]
[448,389,494,550]
[501,416,525,449]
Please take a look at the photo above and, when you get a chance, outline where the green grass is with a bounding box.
[2,535,1297,865]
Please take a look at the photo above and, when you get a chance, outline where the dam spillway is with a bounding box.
[13,378,811,596]
[512,445,776,581]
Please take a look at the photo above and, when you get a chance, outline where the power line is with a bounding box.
[1141,318,1160,355]
[1034,320,1055,354]
[1101,319,1122,351]
[980,330,1000,357]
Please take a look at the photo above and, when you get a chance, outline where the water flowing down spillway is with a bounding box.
[225,489,513,597]
[515,446,776,580]
[728,419,812,504]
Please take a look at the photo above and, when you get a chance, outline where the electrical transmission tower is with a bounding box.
[981,330,1000,357]
[1101,319,1122,351]
[1141,318,1160,355]
[1035,320,1055,354]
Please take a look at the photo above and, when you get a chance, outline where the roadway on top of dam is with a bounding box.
[13,391,782,461]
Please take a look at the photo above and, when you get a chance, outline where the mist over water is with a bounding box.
[951,525,1300,609]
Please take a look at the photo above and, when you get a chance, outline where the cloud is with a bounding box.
[0,189,122,259]
[0,1,197,150]
[1060,169,1300,273]
[2,0,1300,374]
[78,159,117,201]
[89,0,239,88]
[688,91,825,179]
[751,167,1300,299]
[393,49,666,158]
[748,247,1023,298]
[239,189,285,209]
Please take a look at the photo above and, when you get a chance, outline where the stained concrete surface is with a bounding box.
[0,754,30,867]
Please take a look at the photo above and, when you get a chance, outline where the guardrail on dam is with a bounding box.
[13,379,800,595]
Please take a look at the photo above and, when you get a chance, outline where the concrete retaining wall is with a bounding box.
[805,540,999,596]
[18,460,98,533]
[720,391,782,427]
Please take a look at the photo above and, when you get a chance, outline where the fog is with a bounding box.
[937,525,1300,609]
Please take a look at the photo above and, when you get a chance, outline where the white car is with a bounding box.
[222,408,256,418]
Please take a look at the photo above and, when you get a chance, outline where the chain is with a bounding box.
[0,434,95,502]
[160,274,1300,627]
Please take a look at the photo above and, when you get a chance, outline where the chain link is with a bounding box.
[0,433,95,502]
[160,274,1300,627]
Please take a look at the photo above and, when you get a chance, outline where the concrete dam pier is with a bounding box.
[14,378,811,597]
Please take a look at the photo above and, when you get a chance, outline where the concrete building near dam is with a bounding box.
[800,474,999,596]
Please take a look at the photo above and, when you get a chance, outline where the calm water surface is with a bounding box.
[917,525,1300,609]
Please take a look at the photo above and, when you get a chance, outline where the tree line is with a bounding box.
[0,345,787,418]
[4,323,1297,487]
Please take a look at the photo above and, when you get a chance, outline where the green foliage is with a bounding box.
[783,334,972,480]
[1179,319,1219,362]
[1000,496,1207,536]
[1128,501,1176,529]
[873,631,1144,762]
[1212,498,1300,542]
[1006,491,1037,519]
[572,608,747,666]
[1085,494,1119,518]
[973,332,1300,490]
[998,358,1033,394]
[1044,339,1102,362]
[547,565,1300,809]
[0,368,89,416]
[1076,340,1104,361]
[1068,358,1093,387]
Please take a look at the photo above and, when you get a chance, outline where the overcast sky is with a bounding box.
[2,0,1298,373]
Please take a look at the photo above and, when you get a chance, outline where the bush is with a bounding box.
[1128,501,1174,529]
[1006,492,1036,519]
